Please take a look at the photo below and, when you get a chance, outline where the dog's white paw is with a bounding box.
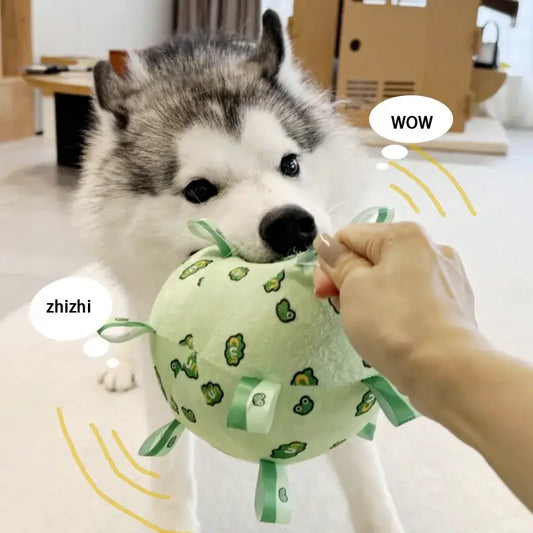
[99,361,137,392]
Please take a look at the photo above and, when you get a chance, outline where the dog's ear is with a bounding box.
[93,61,130,129]
[249,10,285,79]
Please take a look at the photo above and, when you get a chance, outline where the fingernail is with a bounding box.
[313,234,347,267]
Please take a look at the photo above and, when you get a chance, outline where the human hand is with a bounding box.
[313,222,478,395]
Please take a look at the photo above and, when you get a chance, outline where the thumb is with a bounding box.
[314,234,371,292]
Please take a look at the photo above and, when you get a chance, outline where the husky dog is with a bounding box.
[76,10,404,533]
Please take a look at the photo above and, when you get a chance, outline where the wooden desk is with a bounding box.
[24,73,94,167]
[24,73,94,97]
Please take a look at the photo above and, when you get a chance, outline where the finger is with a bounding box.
[330,295,340,313]
[314,234,371,292]
[336,221,430,265]
[334,223,392,265]
[313,266,339,298]
[438,244,457,260]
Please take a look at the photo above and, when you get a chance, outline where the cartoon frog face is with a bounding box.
[170,358,181,378]
[179,260,212,279]
[252,393,266,406]
[276,298,296,323]
[228,267,249,281]
[355,390,376,416]
[224,334,245,366]
[293,395,314,415]
[264,270,285,293]
[201,382,224,406]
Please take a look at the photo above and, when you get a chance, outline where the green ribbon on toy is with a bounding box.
[97,318,155,343]
[296,206,395,266]
[227,377,281,434]
[138,419,185,457]
[361,376,418,426]
[187,219,233,258]
[255,459,291,524]
[357,422,377,441]
[353,206,395,225]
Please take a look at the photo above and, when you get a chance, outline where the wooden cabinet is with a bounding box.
[0,0,34,142]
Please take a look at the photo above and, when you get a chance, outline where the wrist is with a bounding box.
[404,323,490,424]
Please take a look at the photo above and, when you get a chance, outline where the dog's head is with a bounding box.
[79,10,364,296]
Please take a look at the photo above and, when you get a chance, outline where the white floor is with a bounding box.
[1,134,532,533]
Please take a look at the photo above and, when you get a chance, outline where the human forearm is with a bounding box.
[409,327,533,511]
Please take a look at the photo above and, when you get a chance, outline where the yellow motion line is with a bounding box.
[389,184,420,213]
[112,430,160,479]
[90,423,170,500]
[410,144,477,216]
[389,160,447,217]
[57,407,187,533]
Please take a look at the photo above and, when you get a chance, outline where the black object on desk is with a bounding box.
[54,93,93,168]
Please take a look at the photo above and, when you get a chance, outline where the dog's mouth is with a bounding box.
[188,246,308,263]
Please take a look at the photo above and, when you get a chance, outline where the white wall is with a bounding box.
[32,0,174,60]
[261,0,294,25]
[31,0,174,133]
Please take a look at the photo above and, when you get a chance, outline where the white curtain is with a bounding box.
[478,4,533,127]
[174,0,261,39]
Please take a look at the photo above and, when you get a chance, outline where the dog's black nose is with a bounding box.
[259,205,317,257]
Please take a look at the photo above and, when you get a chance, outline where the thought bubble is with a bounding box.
[29,277,112,341]
[381,144,408,160]
[370,95,453,144]
[83,336,110,358]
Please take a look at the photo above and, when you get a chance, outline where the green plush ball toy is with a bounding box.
[98,207,417,524]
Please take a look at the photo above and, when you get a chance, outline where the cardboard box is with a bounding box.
[289,0,507,132]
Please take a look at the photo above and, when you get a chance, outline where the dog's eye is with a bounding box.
[279,154,300,178]
[183,179,218,204]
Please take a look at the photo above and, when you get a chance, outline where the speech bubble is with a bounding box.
[29,277,112,341]
[369,95,453,144]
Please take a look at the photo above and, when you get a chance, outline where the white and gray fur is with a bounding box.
[75,10,404,533]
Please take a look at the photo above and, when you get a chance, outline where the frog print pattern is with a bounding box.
[183,352,199,379]
[179,259,212,280]
[276,298,296,323]
[201,382,224,406]
[355,390,376,416]
[290,368,319,386]
[224,334,245,366]
[182,407,196,423]
[271,441,307,460]
[170,358,181,378]
[179,334,194,350]
[228,267,249,281]
[293,395,314,415]
[263,270,285,293]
